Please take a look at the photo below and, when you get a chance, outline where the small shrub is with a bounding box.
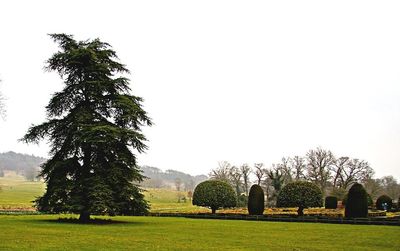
[345,183,368,218]
[277,181,322,216]
[325,196,338,209]
[237,194,248,207]
[248,184,265,215]
[192,180,236,214]
[376,195,393,211]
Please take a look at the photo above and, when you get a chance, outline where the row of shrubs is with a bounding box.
[325,194,396,211]
[192,180,396,218]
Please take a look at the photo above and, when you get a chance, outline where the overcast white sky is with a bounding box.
[0,0,399,179]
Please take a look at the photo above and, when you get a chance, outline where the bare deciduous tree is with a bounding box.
[291,156,306,181]
[278,157,293,183]
[306,147,335,196]
[333,157,373,191]
[261,177,273,206]
[332,157,350,188]
[379,176,400,200]
[240,164,251,196]
[229,165,243,197]
[209,161,231,182]
[254,163,265,185]
[363,178,383,200]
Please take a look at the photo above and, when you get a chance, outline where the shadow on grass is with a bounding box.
[40,217,141,225]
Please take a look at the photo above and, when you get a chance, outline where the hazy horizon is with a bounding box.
[0,1,399,179]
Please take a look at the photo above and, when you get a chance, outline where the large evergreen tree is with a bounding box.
[22,34,152,222]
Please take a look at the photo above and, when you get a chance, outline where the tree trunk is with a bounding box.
[211,207,216,214]
[79,211,91,222]
[297,206,304,216]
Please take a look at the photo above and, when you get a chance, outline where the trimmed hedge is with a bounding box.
[277,181,323,216]
[248,184,265,215]
[345,183,368,218]
[342,193,373,207]
[192,180,236,214]
[376,195,393,211]
[325,196,338,209]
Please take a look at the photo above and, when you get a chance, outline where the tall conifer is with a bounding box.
[22,34,152,222]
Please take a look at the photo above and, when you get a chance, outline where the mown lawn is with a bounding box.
[0,215,399,250]
[0,173,45,209]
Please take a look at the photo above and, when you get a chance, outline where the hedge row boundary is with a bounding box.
[149,213,400,226]
[0,211,398,226]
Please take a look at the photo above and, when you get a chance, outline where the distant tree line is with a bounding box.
[0,151,45,181]
[140,165,207,191]
[209,147,400,206]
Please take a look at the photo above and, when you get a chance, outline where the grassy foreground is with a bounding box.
[0,215,399,250]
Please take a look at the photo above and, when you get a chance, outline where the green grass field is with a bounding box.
[0,172,203,212]
[144,188,206,213]
[0,215,399,250]
[1,173,400,250]
[0,172,45,209]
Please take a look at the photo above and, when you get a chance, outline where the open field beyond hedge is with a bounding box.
[0,173,45,210]
[0,215,399,250]
[0,173,204,212]
[0,174,355,216]
[1,173,400,218]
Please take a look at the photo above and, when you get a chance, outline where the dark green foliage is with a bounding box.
[325,196,337,209]
[248,184,265,215]
[237,194,248,207]
[21,34,151,221]
[266,168,285,205]
[277,181,323,216]
[398,197,400,210]
[342,193,372,207]
[376,195,393,210]
[345,183,368,218]
[192,180,236,214]
[367,193,373,208]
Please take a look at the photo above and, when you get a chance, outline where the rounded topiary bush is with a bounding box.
[345,183,368,218]
[376,195,393,211]
[247,184,265,215]
[192,180,236,214]
[325,196,338,209]
[277,181,323,216]
[342,192,373,207]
